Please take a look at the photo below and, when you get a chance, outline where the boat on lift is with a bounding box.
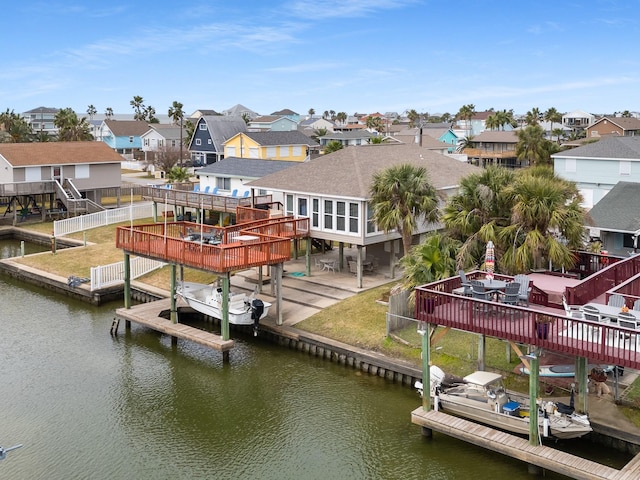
[415,366,592,440]
[177,282,271,332]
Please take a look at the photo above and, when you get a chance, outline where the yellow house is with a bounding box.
[223,131,318,162]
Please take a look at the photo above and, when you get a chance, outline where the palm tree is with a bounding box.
[500,166,585,272]
[442,166,515,269]
[407,109,419,128]
[365,115,383,133]
[456,135,475,153]
[323,140,343,154]
[105,107,113,119]
[311,127,328,143]
[551,128,565,144]
[145,106,158,123]
[495,109,516,130]
[525,107,542,126]
[369,164,439,258]
[0,109,33,142]
[485,114,499,131]
[54,108,93,141]
[308,108,315,116]
[515,124,552,166]
[329,110,336,121]
[168,101,185,166]
[336,112,347,125]
[165,165,191,183]
[544,107,562,133]
[323,110,329,120]
[368,136,388,144]
[399,233,461,293]
[130,95,145,121]
[86,105,97,121]
[456,104,476,136]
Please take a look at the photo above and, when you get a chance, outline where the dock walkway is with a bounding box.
[411,408,640,480]
[114,299,234,352]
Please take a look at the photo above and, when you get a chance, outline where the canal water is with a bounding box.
[0,239,630,479]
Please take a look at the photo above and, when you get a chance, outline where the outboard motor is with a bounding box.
[251,299,264,337]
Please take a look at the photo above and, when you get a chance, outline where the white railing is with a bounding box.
[53,203,155,237]
[90,256,166,291]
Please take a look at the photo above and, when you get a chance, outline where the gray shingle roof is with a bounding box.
[588,181,640,233]
[196,157,296,178]
[244,131,318,146]
[201,116,247,151]
[246,144,482,198]
[554,136,640,159]
[104,119,150,136]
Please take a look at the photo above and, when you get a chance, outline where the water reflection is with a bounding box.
[0,238,630,479]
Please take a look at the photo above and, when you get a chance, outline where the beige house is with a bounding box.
[0,142,124,219]
[586,117,640,138]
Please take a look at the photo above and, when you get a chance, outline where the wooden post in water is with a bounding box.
[528,354,539,446]
[221,273,230,341]
[170,264,177,324]
[577,356,588,413]
[123,252,131,310]
[419,322,431,411]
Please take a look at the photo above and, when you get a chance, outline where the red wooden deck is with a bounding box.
[416,259,640,370]
[116,216,309,274]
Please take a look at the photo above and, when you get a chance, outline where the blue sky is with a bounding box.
[2,0,639,118]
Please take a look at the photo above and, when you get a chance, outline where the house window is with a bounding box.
[349,203,359,233]
[266,147,277,158]
[208,139,212,144]
[227,146,236,157]
[196,139,201,146]
[336,201,346,231]
[292,146,302,156]
[129,136,134,143]
[249,147,259,158]
[285,195,294,216]
[298,198,308,217]
[565,158,576,173]
[324,200,333,229]
[171,140,177,147]
[312,198,320,228]
[620,161,631,176]
[199,123,207,130]
[216,177,231,190]
[158,139,164,147]
[366,202,380,234]
[143,138,149,146]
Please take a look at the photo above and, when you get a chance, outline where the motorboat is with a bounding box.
[177,282,271,331]
[415,366,592,440]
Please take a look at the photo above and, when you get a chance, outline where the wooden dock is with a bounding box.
[114,299,234,352]
[411,407,640,479]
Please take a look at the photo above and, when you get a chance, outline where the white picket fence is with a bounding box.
[53,203,156,237]
[90,256,166,291]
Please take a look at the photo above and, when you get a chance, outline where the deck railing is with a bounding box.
[414,288,640,370]
[567,255,640,304]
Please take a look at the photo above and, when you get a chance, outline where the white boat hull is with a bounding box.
[419,366,592,440]
[177,282,271,326]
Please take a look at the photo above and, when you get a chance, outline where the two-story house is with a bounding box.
[317,130,374,149]
[222,104,259,119]
[270,109,300,123]
[100,120,150,159]
[552,135,640,209]
[463,130,520,167]
[586,117,640,139]
[188,116,247,165]
[141,125,188,164]
[223,131,318,161]
[22,106,59,137]
[562,110,596,133]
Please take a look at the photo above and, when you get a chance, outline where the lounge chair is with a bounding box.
[608,294,626,308]
[212,186,218,194]
[513,274,531,306]
[231,189,238,197]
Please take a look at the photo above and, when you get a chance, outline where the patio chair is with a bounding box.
[348,261,359,275]
[470,280,491,314]
[562,294,584,319]
[499,282,520,306]
[193,184,200,192]
[243,190,250,197]
[583,305,603,337]
[452,270,473,297]
[212,186,219,194]
[231,189,238,197]
[203,186,210,194]
[513,274,531,306]
[608,294,626,308]
[618,311,639,345]
[634,299,640,312]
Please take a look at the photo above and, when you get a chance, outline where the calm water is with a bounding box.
[0,239,629,479]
